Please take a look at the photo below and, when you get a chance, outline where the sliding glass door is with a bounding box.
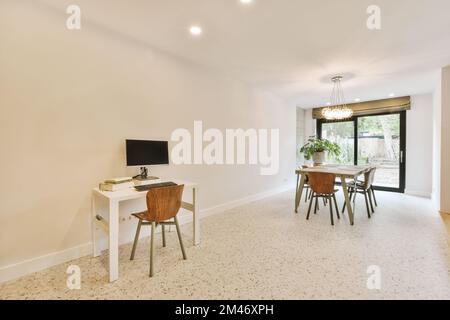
[321,121,354,165]
[318,111,406,193]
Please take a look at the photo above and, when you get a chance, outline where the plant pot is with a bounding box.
[312,151,326,166]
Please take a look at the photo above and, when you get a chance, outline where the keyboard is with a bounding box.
[135,182,178,192]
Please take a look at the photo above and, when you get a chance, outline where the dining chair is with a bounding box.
[302,166,328,207]
[302,165,313,202]
[306,172,340,226]
[370,183,378,207]
[130,184,187,277]
[342,168,377,219]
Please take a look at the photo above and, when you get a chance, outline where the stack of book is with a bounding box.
[99,177,134,192]
[133,177,161,186]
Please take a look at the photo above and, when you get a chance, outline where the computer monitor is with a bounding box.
[126,140,169,180]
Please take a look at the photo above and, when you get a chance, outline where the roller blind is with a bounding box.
[312,96,411,120]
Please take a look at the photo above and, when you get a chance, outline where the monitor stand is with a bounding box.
[133,167,159,181]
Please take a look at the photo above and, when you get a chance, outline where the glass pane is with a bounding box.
[321,121,354,165]
[357,114,401,188]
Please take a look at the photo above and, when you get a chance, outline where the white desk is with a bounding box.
[91,179,199,282]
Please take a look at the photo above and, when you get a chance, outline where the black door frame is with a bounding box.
[317,111,406,193]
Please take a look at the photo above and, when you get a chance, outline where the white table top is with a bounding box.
[296,164,374,177]
[93,178,198,201]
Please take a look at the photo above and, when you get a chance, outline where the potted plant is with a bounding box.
[300,137,341,165]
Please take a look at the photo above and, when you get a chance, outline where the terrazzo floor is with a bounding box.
[1,190,450,300]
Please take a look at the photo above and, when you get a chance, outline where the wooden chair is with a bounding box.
[130,184,187,277]
[306,172,340,226]
[342,168,377,219]
[302,165,313,202]
[302,165,327,207]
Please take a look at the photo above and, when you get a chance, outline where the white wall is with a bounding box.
[440,66,450,213]
[0,1,296,278]
[296,108,316,167]
[296,108,305,166]
[432,73,442,208]
[432,65,450,214]
[304,109,316,139]
[405,94,433,197]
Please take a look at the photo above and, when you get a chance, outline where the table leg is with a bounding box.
[340,175,354,226]
[295,173,300,210]
[91,194,101,257]
[108,200,119,282]
[193,187,200,246]
[295,174,306,213]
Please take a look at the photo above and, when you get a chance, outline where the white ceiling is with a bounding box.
[44,0,450,108]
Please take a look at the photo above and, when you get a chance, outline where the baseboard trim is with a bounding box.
[200,184,294,219]
[0,243,92,284]
[405,190,432,198]
[0,184,294,284]
[440,210,450,215]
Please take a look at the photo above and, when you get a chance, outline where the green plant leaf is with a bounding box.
[299,136,341,161]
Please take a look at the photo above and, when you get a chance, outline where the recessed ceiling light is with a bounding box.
[326,102,331,106]
[240,0,254,4]
[389,93,396,97]
[354,98,361,102]
[189,25,202,36]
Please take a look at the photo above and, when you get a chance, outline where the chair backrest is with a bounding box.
[302,165,310,183]
[144,185,184,222]
[308,172,336,194]
[363,168,377,190]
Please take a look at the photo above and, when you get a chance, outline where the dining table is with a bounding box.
[294,164,375,225]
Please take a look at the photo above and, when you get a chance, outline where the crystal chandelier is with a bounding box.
[321,76,354,120]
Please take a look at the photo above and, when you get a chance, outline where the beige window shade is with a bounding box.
[312,96,411,120]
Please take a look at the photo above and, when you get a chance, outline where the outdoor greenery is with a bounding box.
[300,137,341,161]
[321,121,354,164]
[321,114,400,165]
[359,115,399,137]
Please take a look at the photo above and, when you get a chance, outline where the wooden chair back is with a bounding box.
[363,168,376,190]
[308,172,336,194]
[302,165,310,183]
[144,185,184,222]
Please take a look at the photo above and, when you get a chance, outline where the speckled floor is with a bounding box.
[1,190,449,300]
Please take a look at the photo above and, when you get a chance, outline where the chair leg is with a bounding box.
[304,187,309,203]
[307,192,314,220]
[368,189,375,213]
[329,196,334,226]
[174,216,187,260]
[364,192,371,219]
[308,189,313,200]
[149,222,155,277]
[323,197,327,206]
[371,186,378,206]
[130,220,142,261]
[333,194,340,219]
[314,196,319,214]
[162,224,166,247]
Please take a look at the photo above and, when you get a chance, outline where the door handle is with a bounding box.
[400,151,404,164]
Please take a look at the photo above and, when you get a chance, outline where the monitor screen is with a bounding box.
[126,140,169,166]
